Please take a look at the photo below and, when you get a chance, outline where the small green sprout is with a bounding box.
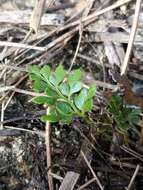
[28,65,96,124]
[108,95,141,133]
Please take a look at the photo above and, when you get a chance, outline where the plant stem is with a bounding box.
[45,107,53,190]
[82,115,97,128]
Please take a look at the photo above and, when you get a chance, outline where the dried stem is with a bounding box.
[81,150,104,190]
[45,107,53,190]
[127,165,140,190]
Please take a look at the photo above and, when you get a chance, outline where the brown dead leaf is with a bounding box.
[104,75,143,108]
[30,0,46,33]
[118,76,143,108]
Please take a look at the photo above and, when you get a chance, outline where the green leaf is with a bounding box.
[59,82,70,96]
[29,73,39,81]
[56,102,73,116]
[28,65,41,77]
[108,95,122,115]
[128,109,141,125]
[83,99,93,112]
[70,82,82,95]
[60,115,73,124]
[87,83,96,99]
[68,69,81,86]
[49,74,57,86]
[74,88,88,111]
[33,96,55,105]
[55,65,66,84]
[41,112,59,123]
[33,79,47,92]
[117,122,130,133]
[46,86,57,98]
[108,95,141,133]
[40,65,50,82]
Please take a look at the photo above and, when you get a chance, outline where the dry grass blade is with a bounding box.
[68,20,83,72]
[76,178,96,190]
[81,151,104,190]
[4,126,45,137]
[121,146,143,162]
[30,0,46,34]
[121,0,142,75]
[0,41,46,51]
[126,165,140,190]
[50,172,63,181]
[0,101,4,129]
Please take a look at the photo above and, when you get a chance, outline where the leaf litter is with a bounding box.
[0,0,143,190]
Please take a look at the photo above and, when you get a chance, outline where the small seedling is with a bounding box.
[28,65,96,124]
[108,95,141,133]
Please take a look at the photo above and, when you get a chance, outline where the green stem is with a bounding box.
[54,86,82,116]
[82,115,97,128]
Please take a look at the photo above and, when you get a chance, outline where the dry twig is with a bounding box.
[0,41,46,51]
[81,150,104,190]
[4,126,45,137]
[76,178,97,190]
[68,19,83,72]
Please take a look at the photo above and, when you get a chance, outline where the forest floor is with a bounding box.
[0,0,143,190]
